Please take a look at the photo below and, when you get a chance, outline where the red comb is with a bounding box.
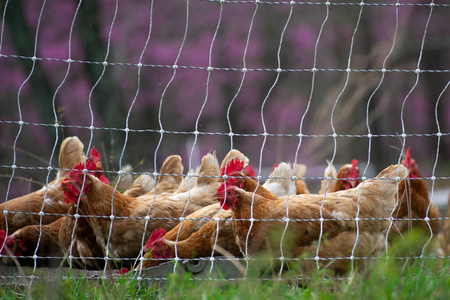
[0,230,8,255]
[89,146,101,163]
[405,147,413,167]
[351,159,358,178]
[62,150,109,204]
[62,161,95,204]
[272,164,279,171]
[0,230,6,245]
[98,174,109,185]
[116,267,129,275]
[221,159,245,176]
[217,159,244,210]
[69,159,97,174]
[402,147,418,178]
[244,165,256,177]
[145,228,166,249]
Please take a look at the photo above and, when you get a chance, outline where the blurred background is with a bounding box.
[0,0,449,209]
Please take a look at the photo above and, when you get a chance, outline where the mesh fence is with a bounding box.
[0,0,449,283]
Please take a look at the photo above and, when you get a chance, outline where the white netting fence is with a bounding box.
[0,0,449,284]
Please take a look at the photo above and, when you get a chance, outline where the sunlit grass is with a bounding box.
[1,257,448,300]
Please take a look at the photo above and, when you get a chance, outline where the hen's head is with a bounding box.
[215,159,246,210]
[144,228,170,259]
[0,230,26,257]
[401,148,419,178]
[214,184,242,210]
[61,146,109,204]
[338,159,360,190]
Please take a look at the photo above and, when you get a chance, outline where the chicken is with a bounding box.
[138,160,387,271]
[243,164,256,178]
[0,218,63,267]
[135,150,251,269]
[0,136,85,233]
[122,174,155,198]
[158,150,249,242]
[60,151,230,268]
[124,155,184,198]
[318,162,337,195]
[318,159,360,194]
[136,161,311,270]
[164,155,219,207]
[1,229,26,262]
[58,152,191,269]
[56,146,112,269]
[294,164,310,195]
[135,205,236,270]
[173,169,198,194]
[140,213,239,268]
[110,165,134,193]
[388,148,443,258]
[393,148,441,237]
[438,193,450,254]
[1,146,159,269]
[213,160,407,257]
[58,205,106,269]
[292,231,385,276]
[262,163,309,197]
[152,155,184,194]
[0,145,109,269]
[270,163,310,194]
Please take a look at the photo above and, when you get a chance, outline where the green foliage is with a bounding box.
[0,257,448,300]
[1,235,449,300]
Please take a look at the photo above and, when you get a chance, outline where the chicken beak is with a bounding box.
[343,179,359,190]
[350,179,360,188]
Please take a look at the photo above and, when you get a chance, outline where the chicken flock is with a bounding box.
[0,136,448,277]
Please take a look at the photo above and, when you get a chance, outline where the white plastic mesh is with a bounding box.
[0,0,449,284]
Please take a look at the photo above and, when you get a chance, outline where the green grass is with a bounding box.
[1,231,450,300]
[1,256,449,300]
